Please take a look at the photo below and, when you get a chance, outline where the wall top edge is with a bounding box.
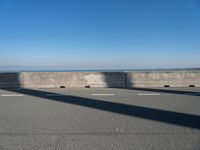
[0,71,200,74]
[128,71,200,73]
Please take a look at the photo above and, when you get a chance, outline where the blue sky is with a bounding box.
[0,0,200,70]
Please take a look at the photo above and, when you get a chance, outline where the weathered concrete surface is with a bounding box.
[0,71,200,88]
[21,72,126,88]
[127,71,200,88]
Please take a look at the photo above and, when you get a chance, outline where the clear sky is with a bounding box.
[0,0,200,70]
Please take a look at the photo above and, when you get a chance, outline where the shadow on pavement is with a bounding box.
[128,87,200,97]
[1,88,200,130]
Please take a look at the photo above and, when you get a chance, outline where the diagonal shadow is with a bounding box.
[1,88,200,130]
[128,87,200,97]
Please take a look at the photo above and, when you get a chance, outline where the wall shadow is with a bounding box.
[1,87,200,130]
[102,72,126,88]
[129,87,200,97]
[0,73,21,88]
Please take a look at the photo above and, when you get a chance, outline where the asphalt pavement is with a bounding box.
[0,87,200,150]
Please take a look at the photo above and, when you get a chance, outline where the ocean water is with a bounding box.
[0,68,200,73]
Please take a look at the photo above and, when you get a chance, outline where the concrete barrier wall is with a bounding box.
[0,71,200,88]
[0,73,21,88]
[127,71,200,88]
[21,72,126,88]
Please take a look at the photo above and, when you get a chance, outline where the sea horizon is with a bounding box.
[0,68,200,73]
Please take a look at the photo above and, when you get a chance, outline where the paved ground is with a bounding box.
[0,87,200,150]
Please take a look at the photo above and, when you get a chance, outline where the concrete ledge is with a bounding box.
[0,71,199,88]
[21,72,126,88]
[127,71,200,88]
